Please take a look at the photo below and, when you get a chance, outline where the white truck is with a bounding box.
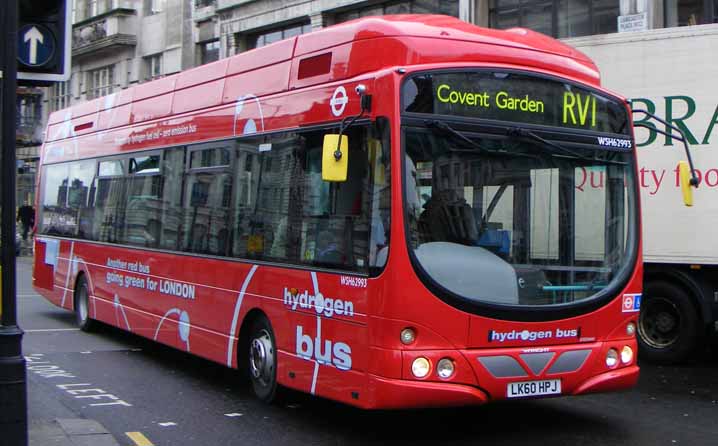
[568,24,718,362]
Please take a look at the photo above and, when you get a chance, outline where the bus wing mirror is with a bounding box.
[322,134,348,182]
[632,106,699,206]
[678,160,694,207]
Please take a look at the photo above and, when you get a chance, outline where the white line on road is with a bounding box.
[24,328,81,333]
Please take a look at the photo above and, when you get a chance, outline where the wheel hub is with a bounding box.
[639,297,680,349]
[655,311,676,333]
[78,287,88,322]
[249,329,274,384]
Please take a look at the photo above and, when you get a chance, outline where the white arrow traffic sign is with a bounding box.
[24,26,44,65]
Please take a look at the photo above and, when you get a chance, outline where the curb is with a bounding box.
[29,418,122,446]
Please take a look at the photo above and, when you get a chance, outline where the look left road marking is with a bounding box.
[126,432,154,446]
[25,354,132,407]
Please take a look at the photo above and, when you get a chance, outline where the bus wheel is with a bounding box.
[74,275,96,332]
[248,316,278,402]
[637,281,700,364]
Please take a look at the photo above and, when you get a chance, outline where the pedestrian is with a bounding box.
[17,203,35,241]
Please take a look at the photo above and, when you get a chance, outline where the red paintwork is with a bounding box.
[34,15,641,409]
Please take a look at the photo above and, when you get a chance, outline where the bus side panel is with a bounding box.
[72,243,258,366]
[55,241,371,388]
[270,304,368,406]
[52,239,77,311]
[259,267,369,405]
[33,238,55,292]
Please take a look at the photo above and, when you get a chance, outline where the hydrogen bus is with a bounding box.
[34,15,650,408]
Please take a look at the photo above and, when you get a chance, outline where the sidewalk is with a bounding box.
[29,419,122,446]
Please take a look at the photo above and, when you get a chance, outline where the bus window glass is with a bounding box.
[402,70,635,308]
[99,159,123,176]
[39,161,95,237]
[296,127,371,270]
[126,154,163,248]
[190,146,231,168]
[574,166,606,261]
[232,144,261,258]
[130,155,160,174]
[183,144,233,255]
[404,126,634,307]
[530,169,559,260]
[257,136,296,262]
[40,164,70,235]
[35,121,389,275]
[368,135,390,270]
[158,148,185,251]
[233,123,387,272]
[93,159,127,244]
[68,160,96,239]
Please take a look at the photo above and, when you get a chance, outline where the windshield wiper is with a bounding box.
[426,120,530,158]
[507,127,627,166]
[425,120,495,154]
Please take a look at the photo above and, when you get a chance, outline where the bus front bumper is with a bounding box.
[364,364,638,409]
[366,374,490,409]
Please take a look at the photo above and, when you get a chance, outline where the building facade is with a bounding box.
[197,0,716,59]
[18,0,196,206]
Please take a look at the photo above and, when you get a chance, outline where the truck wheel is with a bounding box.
[638,281,701,363]
[74,275,96,332]
[247,315,279,402]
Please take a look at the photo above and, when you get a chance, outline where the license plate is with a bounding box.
[507,379,561,398]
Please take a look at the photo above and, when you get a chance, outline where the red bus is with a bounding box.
[34,15,643,408]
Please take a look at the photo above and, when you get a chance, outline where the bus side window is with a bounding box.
[158,148,185,251]
[70,160,96,240]
[182,144,233,256]
[125,154,162,248]
[232,146,260,259]
[301,126,374,270]
[39,164,70,236]
[92,159,127,244]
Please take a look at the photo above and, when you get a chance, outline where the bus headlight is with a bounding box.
[621,346,634,364]
[412,357,431,378]
[400,328,416,345]
[437,358,455,379]
[606,348,619,368]
[626,322,636,336]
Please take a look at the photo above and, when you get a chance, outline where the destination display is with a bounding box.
[402,71,630,135]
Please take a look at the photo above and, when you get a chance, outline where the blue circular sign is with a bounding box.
[17,23,55,67]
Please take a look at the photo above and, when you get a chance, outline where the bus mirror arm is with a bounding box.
[334,86,372,160]
[632,107,699,188]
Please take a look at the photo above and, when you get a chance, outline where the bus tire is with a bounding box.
[637,280,701,364]
[247,315,279,402]
[74,275,96,332]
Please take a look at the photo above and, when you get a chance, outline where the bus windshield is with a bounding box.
[401,71,637,309]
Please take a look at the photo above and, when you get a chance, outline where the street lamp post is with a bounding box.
[0,1,29,444]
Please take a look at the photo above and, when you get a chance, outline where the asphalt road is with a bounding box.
[17,256,718,446]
